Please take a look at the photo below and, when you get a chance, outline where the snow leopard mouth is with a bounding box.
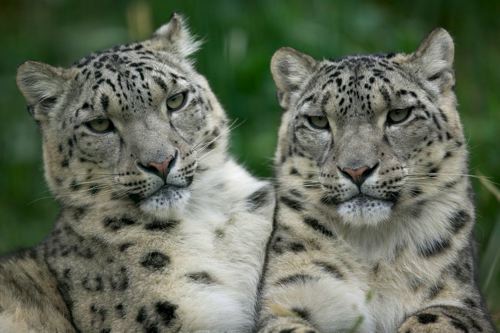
[128,183,189,205]
[323,192,397,207]
[338,194,394,209]
[147,184,189,201]
[342,193,396,205]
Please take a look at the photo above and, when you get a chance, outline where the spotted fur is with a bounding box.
[1,14,274,332]
[257,28,495,333]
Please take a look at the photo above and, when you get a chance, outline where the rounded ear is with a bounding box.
[411,28,455,92]
[270,47,317,110]
[150,13,201,58]
[16,61,70,120]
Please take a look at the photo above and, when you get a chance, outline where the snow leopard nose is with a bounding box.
[139,150,178,179]
[338,162,378,186]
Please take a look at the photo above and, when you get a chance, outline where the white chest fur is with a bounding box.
[50,161,274,333]
[166,163,274,331]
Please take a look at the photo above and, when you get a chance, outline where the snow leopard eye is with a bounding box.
[166,91,188,111]
[85,118,115,134]
[386,107,412,125]
[306,115,329,130]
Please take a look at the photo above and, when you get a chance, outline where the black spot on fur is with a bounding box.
[387,191,400,203]
[89,185,100,195]
[280,196,303,211]
[291,307,310,321]
[450,260,471,284]
[153,76,168,91]
[206,141,217,150]
[144,220,178,232]
[313,261,344,279]
[463,298,477,309]
[418,237,451,257]
[301,94,315,106]
[427,282,444,299]
[450,319,468,332]
[410,187,423,197]
[409,200,426,218]
[247,186,271,211]
[119,242,134,252]
[155,301,177,326]
[78,246,95,259]
[320,194,337,206]
[449,210,470,234]
[141,251,169,271]
[417,313,438,324]
[103,216,136,231]
[72,206,87,220]
[289,242,306,252]
[100,94,109,112]
[186,272,215,284]
[70,179,81,191]
[136,306,147,323]
[429,167,439,176]
[109,266,129,291]
[289,167,300,176]
[115,303,125,318]
[303,217,336,238]
[128,193,142,204]
[276,274,315,286]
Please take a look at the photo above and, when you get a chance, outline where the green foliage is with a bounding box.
[0,0,498,326]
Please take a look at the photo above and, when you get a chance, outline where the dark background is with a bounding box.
[0,0,498,326]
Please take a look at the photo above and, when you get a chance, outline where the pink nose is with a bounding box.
[342,166,369,183]
[338,163,379,186]
[148,156,175,177]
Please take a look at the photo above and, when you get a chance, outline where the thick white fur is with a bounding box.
[268,278,374,333]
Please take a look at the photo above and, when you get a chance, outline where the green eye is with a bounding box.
[86,118,114,133]
[306,115,329,130]
[166,91,188,111]
[387,108,412,125]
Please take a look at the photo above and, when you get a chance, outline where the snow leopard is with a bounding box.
[0,14,274,333]
[257,28,495,333]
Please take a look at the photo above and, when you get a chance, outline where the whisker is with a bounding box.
[192,118,242,152]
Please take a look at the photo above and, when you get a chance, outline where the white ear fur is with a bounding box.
[270,47,317,109]
[16,61,70,120]
[151,13,201,58]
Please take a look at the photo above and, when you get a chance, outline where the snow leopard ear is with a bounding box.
[16,61,70,121]
[150,13,201,58]
[271,47,317,110]
[411,28,455,92]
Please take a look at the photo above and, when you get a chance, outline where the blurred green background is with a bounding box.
[0,0,498,327]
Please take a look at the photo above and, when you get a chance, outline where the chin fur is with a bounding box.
[139,188,191,218]
[336,198,393,227]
